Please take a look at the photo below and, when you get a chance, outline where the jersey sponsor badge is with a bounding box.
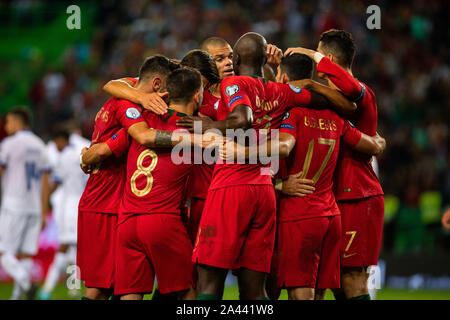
[228,95,243,107]
[280,123,294,131]
[111,134,118,140]
[225,84,240,97]
[289,84,302,93]
[282,111,290,120]
[126,107,141,119]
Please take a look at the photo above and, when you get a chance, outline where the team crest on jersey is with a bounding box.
[126,107,141,119]
[225,84,240,97]
[282,111,290,120]
[214,100,219,110]
[289,84,302,93]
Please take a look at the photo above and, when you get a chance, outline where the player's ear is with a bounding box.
[193,91,199,104]
[234,53,240,67]
[152,77,162,92]
[281,73,289,84]
[327,53,335,63]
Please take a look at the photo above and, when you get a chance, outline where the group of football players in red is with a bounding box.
[78,29,385,300]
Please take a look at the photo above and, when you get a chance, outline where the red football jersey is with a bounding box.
[317,57,383,200]
[279,107,361,222]
[198,89,219,121]
[187,90,219,199]
[78,98,145,214]
[209,76,311,190]
[119,110,192,221]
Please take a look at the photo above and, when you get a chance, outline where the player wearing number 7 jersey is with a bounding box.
[182,33,357,301]
[277,101,385,300]
[284,29,385,300]
[222,54,385,300]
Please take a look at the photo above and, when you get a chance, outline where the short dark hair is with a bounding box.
[280,54,313,81]
[138,55,180,83]
[51,129,70,141]
[166,67,202,105]
[8,107,31,127]
[181,50,220,85]
[319,29,356,68]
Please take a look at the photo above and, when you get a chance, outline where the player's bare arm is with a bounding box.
[285,47,363,101]
[280,172,316,197]
[220,131,295,162]
[103,78,168,115]
[284,47,317,61]
[353,132,386,156]
[176,104,253,134]
[41,171,50,230]
[442,209,450,229]
[286,47,361,97]
[291,79,356,114]
[81,143,113,166]
[267,44,283,70]
[128,122,219,150]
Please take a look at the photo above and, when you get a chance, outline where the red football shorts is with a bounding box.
[278,215,341,289]
[77,211,117,289]
[271,190,284,274]
[186,198,205,245]
[338,195,384,267]
[114,214,194,296]
[192,185,276,273]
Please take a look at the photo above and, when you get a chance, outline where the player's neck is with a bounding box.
[168,103,193,116]
[236,66,264,78]
[10,127,27,135]
[209,83,221,98]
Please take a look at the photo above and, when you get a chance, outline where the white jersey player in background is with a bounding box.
[39,129,89,300]
[0,107,50,300]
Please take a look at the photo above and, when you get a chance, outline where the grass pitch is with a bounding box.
[0,282,449,300]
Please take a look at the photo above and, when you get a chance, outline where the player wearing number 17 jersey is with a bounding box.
[273,54,385,300]
[188,33,357,300]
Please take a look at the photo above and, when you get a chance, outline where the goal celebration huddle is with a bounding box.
[77,29,385,301]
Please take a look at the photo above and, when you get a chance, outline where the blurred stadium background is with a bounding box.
[0,0,449,299]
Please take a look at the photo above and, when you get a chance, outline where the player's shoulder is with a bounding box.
[107,96,141,111]
[221,75,257,92]
[19,130,46,147]
[356,80,376,102]
[202,90,219,105]
[282,106,304,120]
[142,110,164,128]
[265,80,304,96]
[0,134,14,147]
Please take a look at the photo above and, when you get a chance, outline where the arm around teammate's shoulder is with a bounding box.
[292,79,356,115]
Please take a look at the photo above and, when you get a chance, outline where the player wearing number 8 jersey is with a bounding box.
[111,68,203,299]
[78,56,180,300]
